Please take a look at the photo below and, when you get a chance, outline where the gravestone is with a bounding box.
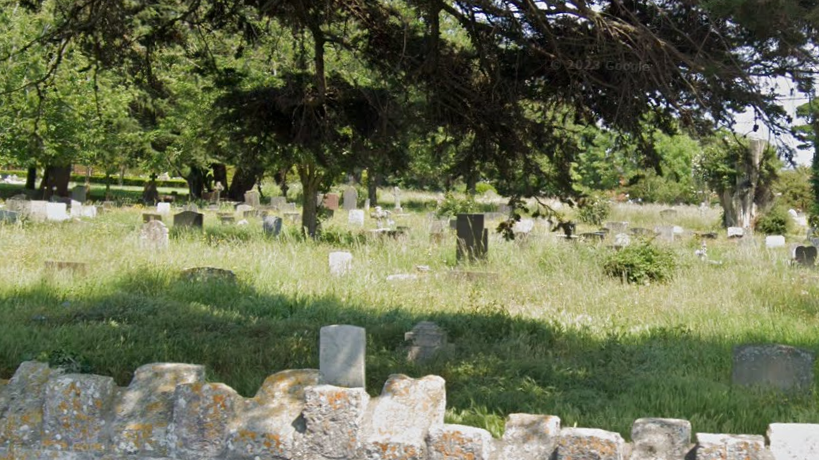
[182,267,236,283]
[343,187,358,211]
[142,213,162,223]
[430,220,448,242]
[183,203,199,212]
[140,220,169,250]
[727,227,744,238]
[173,211,204,230]
[263,216,282,236]
[794,246,818,267]
[768,424,819,460]
[456,214,488,262]
[405,321,447,362]
[766,235,786,248]
[732,344,815,393]
[393,186,402,211]
[6,195,29,214]
[660,209,677,220]
[46,202,69,222]
[323,193,340,211]
[81,205,97,218]
[614,233,631,248]
[270,197,287,210]
[218,213,235,224]
[282,202,297,212]
[348,209,365,227]
[29,201,48,221]
[236,204,253,215]
[0,210,19,223]
[605,221,629,233]
[244,190,260,207]
[654,226,675,242]
[157,202,171,215]
[212,181,224,203]
[329,251,353,276]
[71,185,87,203]
[70,200,83,218]
[513,219,535,235]
[319,325,365,388]
[364,198,370,211]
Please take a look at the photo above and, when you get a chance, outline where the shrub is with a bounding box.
[576,196,611,226]
[435,192,478,217]
[603,243,676,284]
[755,205,792,235]
[475,182,497,195]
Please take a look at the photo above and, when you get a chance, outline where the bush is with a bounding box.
[755,205,793,235]
[576,196,611,226]
[435,192,478,217]
[475,182,497,196]
[603,243,676,284]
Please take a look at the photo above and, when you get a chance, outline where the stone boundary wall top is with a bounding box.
[0,361,816,459]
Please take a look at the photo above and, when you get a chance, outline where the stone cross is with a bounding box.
[213,182,224,203]
[319,325,365,388]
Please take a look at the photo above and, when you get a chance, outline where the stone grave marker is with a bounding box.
[654,225,675,242]
[613,233,631,248]
[183,203,199,212]
[81,205,97,218]
[173,211,204,230]
[283,202,297,212]
[323,193,340,211]
[456,214,488,263]
[182,267,236,283]
[660,209,677,220]
[244,190,260,207]
[0,210,19,223]
[364,199,370,211]
[143,213,162,223]
[6,195,29,214]
[605,221,629,233]
[766,235,786,248]
[794,246,818,267]
[329,251,353,276]
[71,185,87,203]
[218,213,235,224]
[513,219,535,236]
[430,220,448,243]
[393,186,402,211]
[732,344,815,393]
[236,204,253,215]
[727,227,744,238]
[70,200,82,218]
[284,212,300,223]
[212,181,224,203]
[46,202,69,222]
[140,220,169,250]
[405,321,447,362]
[263,216,282,236]
[319,325,365,388]
[157,202,171,215]
[28,201,48,221]
[343,187,358,211]
[348,209,365,227]
[270,197,287,210]
[768,423,819,460]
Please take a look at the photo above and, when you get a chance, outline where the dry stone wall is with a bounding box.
[0,361,817,460]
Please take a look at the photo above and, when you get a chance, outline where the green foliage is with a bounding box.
[773,167,814,212]
[475,182,497,195]
[755,205,793,235]
[435,192,478,218]
[576,196,611,226]
[627,171,698,205]
[603,243,676,284]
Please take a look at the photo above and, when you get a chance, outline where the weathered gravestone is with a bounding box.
[157,202,171,215]
[28,201,48,221]
[513,219,535,236]
[183,203,199,212]
[139,220,169,250]
[605,221,629,233]
[732,344,815,393]
[142,213,162,223]
[343,187,358,210]
[0,209,18,223]
[660,209,678,220]
[329,251,353,276]
[393,186,402,211]
[46,202,69,222]
[319,325,365,388]
[70,200,83,218]
[71,185,87,203]
[727,227,744,238]
[218,213,235,224]
[236,204,253,215]
[766,235,786,248]
[614,233,631,248]
[768,423,819,460]
[81,205,97,218]
[263,216,282,236]
[631,418,691,460]
[405,321,447,362]
[182,267,236,283]
[323,193,340,211]
[6,195,29,215]
[173,211,204,230]
[348,209,365,227]
[654,225,675,242]
[244,190,260,207]
[794,246,817,267]
[430,220,448,243]
[269,196,287,210]
[456,214,488,263]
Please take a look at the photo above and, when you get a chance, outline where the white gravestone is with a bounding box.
[236,204,253,214]
[319,325,365,388]
[766,235,786,248]
[140,220,169,250]
[46,202,69,222]
[768,423,819,460]
[82,206,97,218]
[348,210,365,226]
[329,251,353,276]
[157,202,171,215]
[29,201,48,221]
[70,200,83,218]
[513,219,535,235]
[727,227,744,238]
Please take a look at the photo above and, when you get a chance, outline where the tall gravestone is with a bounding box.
[244,190,260,207]
[319,325,365,388]
[456,214,488,262]
[343,187,358,211]
[174,211,204,230]
[71,185,87,203]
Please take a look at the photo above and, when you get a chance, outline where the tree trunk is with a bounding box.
[228,166,259,202]
[465,170,478,196]
[39,165,71,199]
[186,165,207,200]
[812,120,819,217]
[212,163,228,191]
[299,164,321,238]
[274,168,289,199]
[25,167,36,190]
[720,139,764,228]
[367,170,379,206]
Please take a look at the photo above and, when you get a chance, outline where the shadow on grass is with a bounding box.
[0,270,817,438]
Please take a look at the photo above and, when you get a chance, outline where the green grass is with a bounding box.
[0,198,818,440]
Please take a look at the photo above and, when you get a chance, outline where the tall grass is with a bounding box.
[0,200,817,439]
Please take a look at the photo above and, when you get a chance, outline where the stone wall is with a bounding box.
[0,361,816,460]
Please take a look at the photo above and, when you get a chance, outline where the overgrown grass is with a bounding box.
[0,200,817,440]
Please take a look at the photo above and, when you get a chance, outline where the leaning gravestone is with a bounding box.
[263,216,282,236]
[727,227,744,238]
[405,321,447,362]
[173,211,204,230]
[343,187,358,211]
[71,185,87,203]
[319,325,365,388]
[244,190,260,207]
[766,235,786,248]
[140,220,169,250]
[794,246,817,267]
[329,251,353,276]
[732,344,815,393]
[348,209,365,227]
[456,214,488,263]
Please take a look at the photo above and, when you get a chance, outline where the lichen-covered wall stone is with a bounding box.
[42,374,116,452]
[500,414,560,460]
